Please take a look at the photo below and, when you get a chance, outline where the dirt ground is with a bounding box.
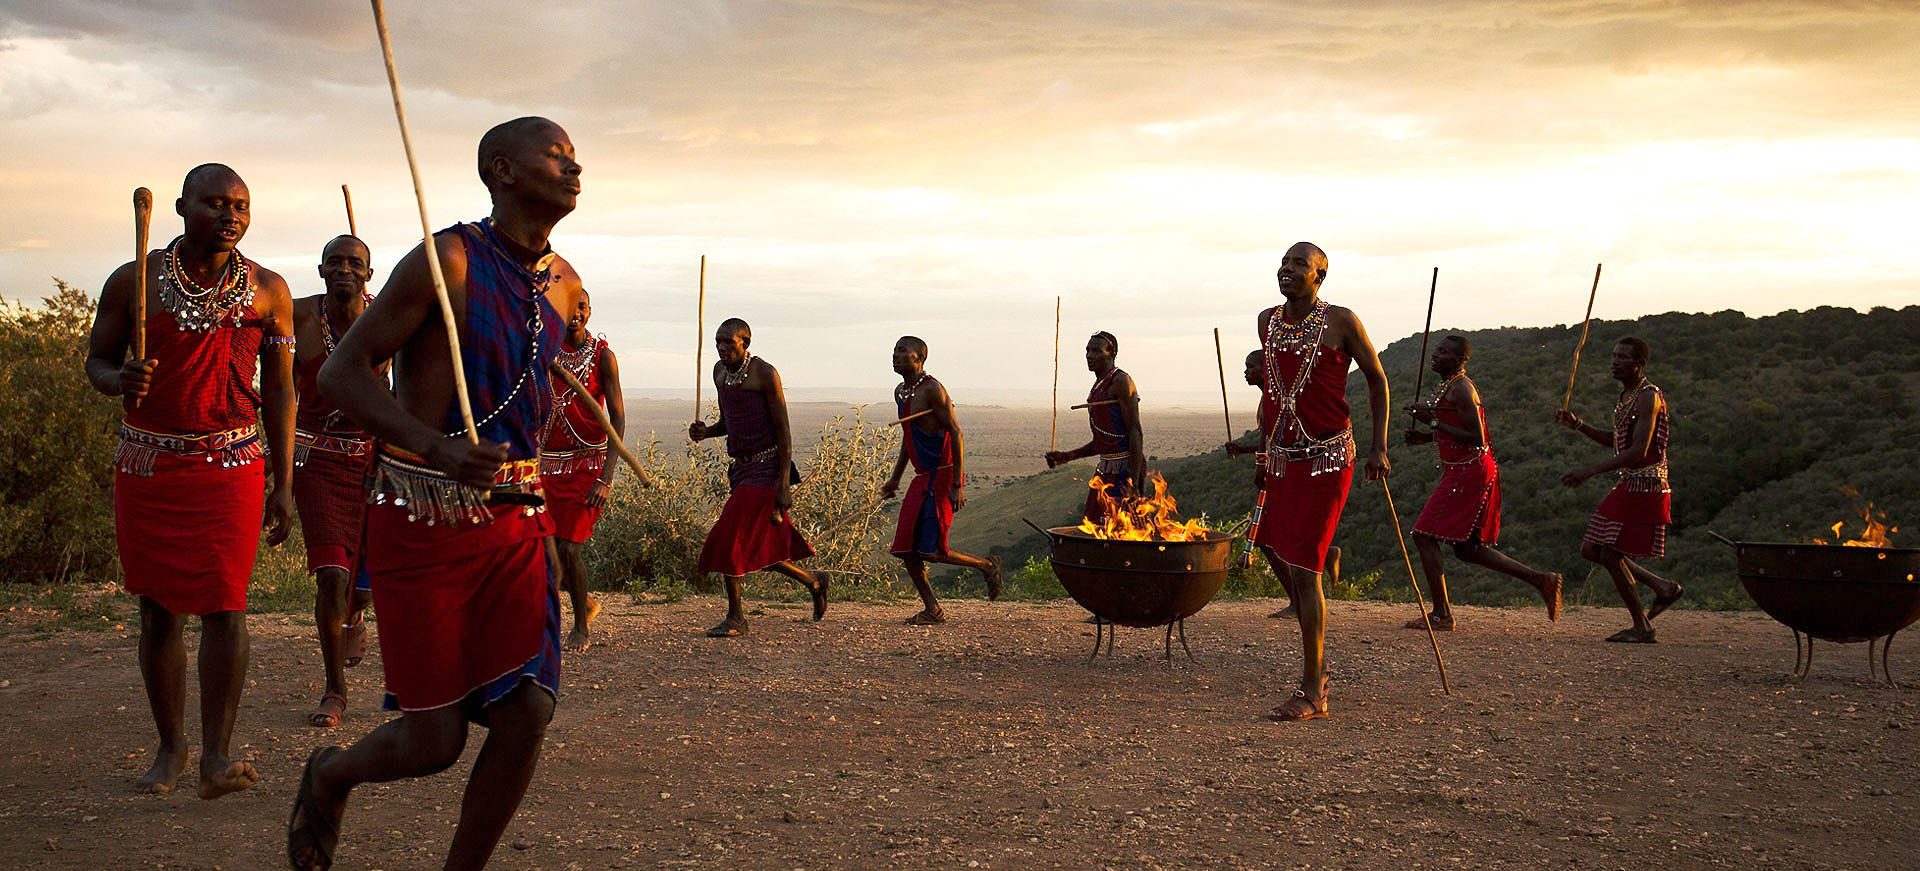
[1,597,1914,870]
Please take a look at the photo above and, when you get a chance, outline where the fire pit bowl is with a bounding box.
[1719,532,1920,684]
[1040,525,1234,659]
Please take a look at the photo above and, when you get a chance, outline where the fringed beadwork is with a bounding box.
[115,423,264,476]
[369,448,543,527]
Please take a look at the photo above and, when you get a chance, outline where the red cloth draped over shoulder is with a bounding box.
[1412,387,1502,544]
[542,335,610,543]
[890,395,957,556]
[697,381,812,575]
[1250,303,1353,574]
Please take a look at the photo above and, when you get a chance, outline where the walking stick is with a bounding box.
[1561,263,1603,411]
[1380,479,1452,695]
[341,184,357,237]
[1050,295,1060,452]
[550,362,655,488]
[888,408,934,427]
[369,0,478,445]
[694,254,706,423]
[131,187,152,408]
[1411,267,1438,403]
[1213,327,1232,441]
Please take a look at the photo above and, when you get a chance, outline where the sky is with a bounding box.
[3,1,1917,406]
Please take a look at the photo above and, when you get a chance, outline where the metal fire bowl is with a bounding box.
[1733,540,1920,643]
[1048,527,1233,629]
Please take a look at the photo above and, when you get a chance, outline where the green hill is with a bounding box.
[957,305,1920,610]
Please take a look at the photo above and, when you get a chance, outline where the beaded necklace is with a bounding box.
[319,292,375,356]
[1612,377,1651,433]
[1262,300,1331,442]
[721,353,754,388]
[157,236,253,332]
[551,333,602,406]
[894,372,928,407]
[1426,370,1466,410]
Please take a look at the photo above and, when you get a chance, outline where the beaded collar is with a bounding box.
[158,236,254,332]
[1262,300,1331,440]
[552,333,602,405]
[1426,370,1467,410]
[894,372,929,406]
[721,353,753,388]
[318,292,376,357]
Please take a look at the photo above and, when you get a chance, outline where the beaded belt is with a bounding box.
[293,428,372,467]
[539,445,607,476]
[369,445,543,527]
[1618,463,1670,493]
[1095,453,1133,478]
[1260,426,1355,477]
[1440,446,1492,470]
[115,423,263,477]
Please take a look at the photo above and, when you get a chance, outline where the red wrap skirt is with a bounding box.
[1251,459,1353,574]
[1412,454,1501,545]
[366,502,560,719]
[114,456,265,615]
[543,468,604,544]
[1583,484,1672,558]
[890,467,955,557]
[697,483,814,576]
[292,444,372,573]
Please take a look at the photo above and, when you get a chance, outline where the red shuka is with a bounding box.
[541,335,610,544]
[292,335,373,574]
[1411,380,1501,544]
[1584,383,1673,558]
[1250,303,1354,574]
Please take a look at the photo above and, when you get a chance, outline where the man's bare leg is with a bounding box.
[1623,558,1683,619]
[311,566,352,727]
[554,540,599,650]
[134,597,189,794]
[196,610,258,798]
[707,575,749,637]
[1275,562,1329,720]
[1454,541,1563,622]
[768,560,829,622]
[899,555,944,624]
[1409,534,1454,630]
[1583,542,1654,642]
[341,586,372,668]
[1266,545,1300,619]
[921,549,1000,600]
[292,706,472,870]
[443,683,554,871]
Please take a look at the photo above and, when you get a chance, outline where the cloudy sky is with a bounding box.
[3,1,1916,404]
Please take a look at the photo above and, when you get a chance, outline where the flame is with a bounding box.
[1076,472,1212,541]
[1811,501,1898,548]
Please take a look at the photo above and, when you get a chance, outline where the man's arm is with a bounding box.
[1555,406,1615,447]
[1431,379,1483,446]
[1337,307,1390,480]
[760,361,797,511]
[318,236,505,488]
[930,382,968,509]
[595,346,625,488]
[1115,371,1146,486]
[1567,390,1659,484]
[255,269,296,544]
[689,364,729,441]
[85,259,153,399]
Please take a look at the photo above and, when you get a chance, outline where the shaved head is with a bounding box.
[322,234,369,264]
[477,116,563,191]
[181,162,244,199]
[898,335,928,361]
[718,317,751,345]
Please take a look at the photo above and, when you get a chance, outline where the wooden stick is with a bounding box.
[132,187,151,408]
[1050,295,1060,452]
[341,184,357,237]
[1411,267,1438,403]
[1212,327,1232,441]
[1070,399,1122,410]
[370,0,478,444]
[551,363,655,488]
[1380,479,1452,695]
[888,408,934,427]
[1561,262,1603,411]
[695,254,706,423]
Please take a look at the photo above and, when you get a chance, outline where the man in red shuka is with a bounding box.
[541,283,624,651]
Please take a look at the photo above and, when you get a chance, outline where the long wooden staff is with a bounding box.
[550,363,656,487]
[1380,479,1452,695]
[1050,295,1061,452]
[370,0,478,444]
[341,184,357,237]
[1212,327,1232,441]
[695,254,706,423]
[1561,262,1603,411]
[131,187,151,408]
[1411,267,1438,404]
[889,408,934,427]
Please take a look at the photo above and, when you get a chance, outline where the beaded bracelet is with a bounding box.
[264,336,296,351]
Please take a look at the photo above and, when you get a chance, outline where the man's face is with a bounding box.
[715,327,749,366]
[891,340,922,376]
[179,174,250,252]
[1243,352,1262,386]
[568,294,592,334]
[498,123,582,215]
[1085,336,1115,372]
[317,239,371,295]
[1610,343,1642,380]
[1432,340,1463,375]
[1275,244,1326,302]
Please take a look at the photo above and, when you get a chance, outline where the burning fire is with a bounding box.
[1077,472,1211,541]
[1812,502,1898,548]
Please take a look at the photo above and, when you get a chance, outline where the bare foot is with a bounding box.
[983,559,1003,601]
[1405,612,1454,632]
[810,572,831,622]
[904,607,946,626]
[1269,604,1297,619]
[1647,584,1684,621]
[1605,625,1657,644]
[198,757,260,800]
[1538,572,1564,622]
[566,596,603,651]
[135,747,189,795]
[706,616,748,638]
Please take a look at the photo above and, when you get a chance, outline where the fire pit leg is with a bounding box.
[1106,621,1116,657]
[1883,631,1900,690]
[1869,637,1881,684]
[1176,618,1194,662]
[1163,622,1174,660]
[1802,635,1816,679]
[1089,618,1104,662]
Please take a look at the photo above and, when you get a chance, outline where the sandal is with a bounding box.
[1268,689,1329,722]
[1605,626,1657,644]
[1540,573,1564,623]
[983,558,1003,602]
[286,746,343,870]
[1647,584,1684,621]
[904,608,946,626]
[1405,613,1454,632]
[307,693,347,729]
[340,615,367,669]
[810,572,831,622]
